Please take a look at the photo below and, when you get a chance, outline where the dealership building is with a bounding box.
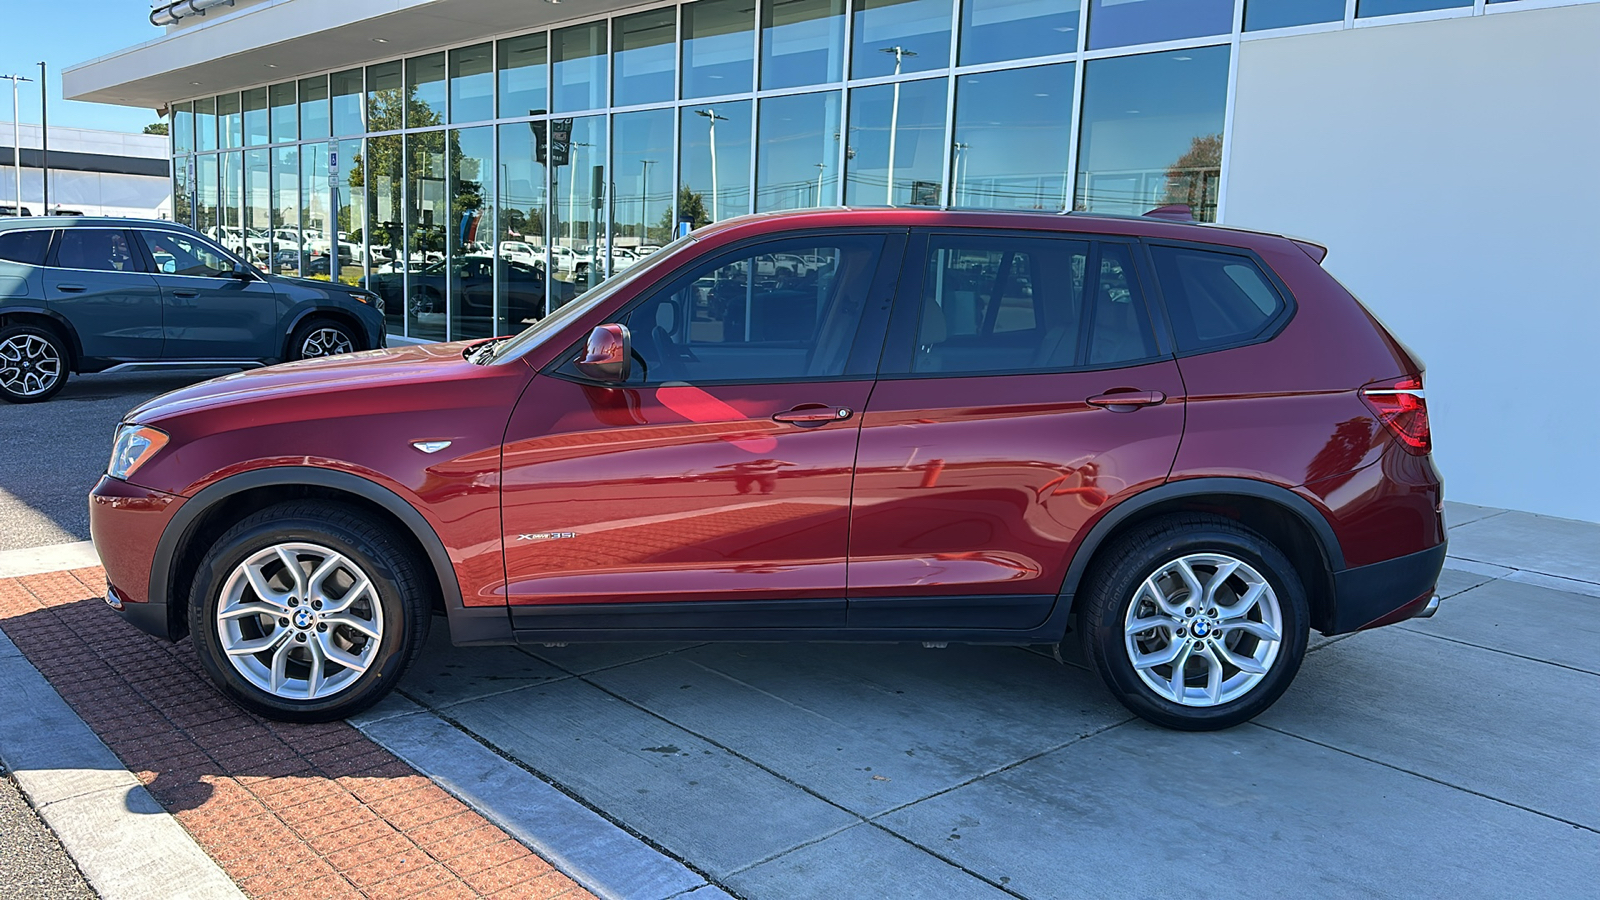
[64,0,1599,522]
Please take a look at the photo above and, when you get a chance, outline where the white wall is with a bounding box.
[1222,4,1600,523]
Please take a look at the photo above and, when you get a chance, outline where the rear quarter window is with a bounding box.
[1149,245,1287,353]
[0,229,52,265]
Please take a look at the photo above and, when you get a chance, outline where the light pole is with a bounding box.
[694,108,727,222]
[814,162,827,207]
[639,159,656,243]
[878,46,916,206]
[952,142,970,206]
[2,73,34,215]
[37,62,47,213]
[563,141,592,255]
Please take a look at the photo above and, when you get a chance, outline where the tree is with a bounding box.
[659,186,709,236]
[1163,133,1222,221]
[144,122,168,135]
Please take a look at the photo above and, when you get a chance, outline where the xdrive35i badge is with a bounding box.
[517,532,578,541]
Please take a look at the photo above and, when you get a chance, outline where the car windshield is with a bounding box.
[485,232,698,365]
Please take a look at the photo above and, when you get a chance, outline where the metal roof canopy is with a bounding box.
[65,0,643,110]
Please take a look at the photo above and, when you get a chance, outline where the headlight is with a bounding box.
[348,290,384,312]
[109,425,169,481]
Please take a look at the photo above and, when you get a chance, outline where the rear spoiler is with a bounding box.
[1290,239,1328,264]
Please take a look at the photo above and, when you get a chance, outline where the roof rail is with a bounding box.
[1141,204,1195,222]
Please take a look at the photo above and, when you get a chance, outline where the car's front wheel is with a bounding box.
[290,318,359,361]
[0,324,69,403]
[1077,514,1309,731]
[188,502,431,722]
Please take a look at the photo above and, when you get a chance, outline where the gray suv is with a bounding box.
[0,218,386,403]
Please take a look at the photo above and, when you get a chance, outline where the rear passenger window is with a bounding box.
[54,229,146,273]
[1149,246,1286,353]
[912,236,1157,375]
[0,229,51,265]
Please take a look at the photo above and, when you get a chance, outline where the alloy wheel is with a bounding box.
[300,327,354,358]
[1123,552,1283,707]
[215,542,385,701]
[0,333,63,397]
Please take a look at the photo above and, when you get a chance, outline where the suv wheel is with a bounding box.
[0,324,69,403]
[188,502,430,722]
[1078,514,1309,731]
[291,319,358,361]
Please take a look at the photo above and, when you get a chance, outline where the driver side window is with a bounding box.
[611,235,883,385]
[137,230,234,278]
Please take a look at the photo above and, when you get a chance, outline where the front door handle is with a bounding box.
[773,406,854,426]
[172,289,201,299]
[55,284,87,293]
[1086,390,1166,411]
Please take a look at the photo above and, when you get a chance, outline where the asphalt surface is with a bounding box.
[0,761,96,900]
[0,369,239,552]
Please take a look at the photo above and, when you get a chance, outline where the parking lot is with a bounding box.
[3,371,1597,898]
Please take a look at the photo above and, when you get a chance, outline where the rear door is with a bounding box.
[134,229,281,361]
[44,228,164,360]
[846,230,1185,629]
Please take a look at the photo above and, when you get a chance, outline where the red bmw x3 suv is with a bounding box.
[90,208,1444,731]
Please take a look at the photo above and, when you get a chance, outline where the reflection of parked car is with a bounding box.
[362,255,576,331]
[0,217,384,403]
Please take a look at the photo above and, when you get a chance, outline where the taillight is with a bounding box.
[1361,376,1430,455]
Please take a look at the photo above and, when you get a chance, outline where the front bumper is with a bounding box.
[1326,542,1447,635]
[88,475,186,640]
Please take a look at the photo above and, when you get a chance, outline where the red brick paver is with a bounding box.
[0,567,595,900]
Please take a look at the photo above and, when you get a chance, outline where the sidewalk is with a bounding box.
[0,566,595,900]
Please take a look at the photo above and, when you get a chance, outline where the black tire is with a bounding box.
[1077,514,1309,731]
[188,501,431,722]
[0,324,69,403]
[289,318,360,361]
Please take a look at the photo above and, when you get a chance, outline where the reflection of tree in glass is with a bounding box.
[348,86,465,261]
[1162,133,1222,222]
[660,186,710,233]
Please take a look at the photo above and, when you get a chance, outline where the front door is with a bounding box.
[847,231,1186,629]
[135,229,281,360]
[44,228,164,360]
[499,232,902,628]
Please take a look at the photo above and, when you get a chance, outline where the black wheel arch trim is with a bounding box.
[283,307,368,358]
[0,305,83,365]
[149,466,476,641]
[1046,477,1345,637]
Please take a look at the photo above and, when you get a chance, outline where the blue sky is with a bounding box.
[3,0,165,134]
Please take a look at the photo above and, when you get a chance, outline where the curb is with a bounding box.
[352,695,732,900]
[0,542,101,579]
[0,626,246,900]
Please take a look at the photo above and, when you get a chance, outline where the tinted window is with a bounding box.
[54,230,145,273]
[1150,246,1286,352]
[138,230,235,278]
[911,236,1155,375]
[604,235,883,385]
[0,230,51,265]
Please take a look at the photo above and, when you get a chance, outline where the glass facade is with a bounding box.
[172,0,1514,341]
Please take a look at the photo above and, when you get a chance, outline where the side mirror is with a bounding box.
[574,323,631,384]
[231,262,254,281]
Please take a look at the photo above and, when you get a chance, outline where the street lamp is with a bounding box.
[814,162,827,208]
[879,46,916,206]
[952,142,970,206]
[2,73,34,215]
[639,159,656,243]
[694,108,728,222]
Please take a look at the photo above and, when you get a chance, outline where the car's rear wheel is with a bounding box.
[290,318,358,361]
[1077,514,1309,731]
[188,502,430,722]
[0,324,69,404]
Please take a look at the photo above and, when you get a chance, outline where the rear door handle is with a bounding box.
[773,406,854,426]
[171,290,201,299]
[1086,390,1166,411]
[55,284,87,293]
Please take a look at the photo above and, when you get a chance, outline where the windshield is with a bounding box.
[487,232,698,365]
